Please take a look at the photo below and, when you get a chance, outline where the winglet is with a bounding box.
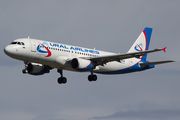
[162,47,167,53]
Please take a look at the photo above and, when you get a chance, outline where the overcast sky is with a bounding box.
[0,1,180,120]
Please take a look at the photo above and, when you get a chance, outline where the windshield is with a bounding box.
[11,42,25,45]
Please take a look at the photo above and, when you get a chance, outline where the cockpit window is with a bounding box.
[10,42,25,45]
[11,42,17,44]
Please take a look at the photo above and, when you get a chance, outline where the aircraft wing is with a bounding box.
[86,47,167,65]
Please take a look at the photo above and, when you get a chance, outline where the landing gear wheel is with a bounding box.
[88,75,93,82]
[88,75,97,82]
[58,77,67,84]
[62,77,67,84]
[92,75,97,81]
[22,69,28,74]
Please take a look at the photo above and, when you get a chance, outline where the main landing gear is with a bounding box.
[57,69,97,84]
[57,69,67,84]
[88,70,97,82]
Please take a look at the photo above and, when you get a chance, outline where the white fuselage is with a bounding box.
[4,38,141,74]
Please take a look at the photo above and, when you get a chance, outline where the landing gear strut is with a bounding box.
[22,61,29,74]
[57,69,67,84]
[88,70,97,82]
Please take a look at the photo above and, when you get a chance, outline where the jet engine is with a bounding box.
[71,58,93,71]
[22,63,50,75]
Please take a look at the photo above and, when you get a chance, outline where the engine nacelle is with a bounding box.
[71,58,93,71]
[26,63,50,75]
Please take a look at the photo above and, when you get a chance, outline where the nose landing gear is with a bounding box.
[22,61,30,74]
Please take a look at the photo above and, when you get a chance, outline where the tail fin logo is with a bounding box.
[37,42,51,57]
[134,43,143,51]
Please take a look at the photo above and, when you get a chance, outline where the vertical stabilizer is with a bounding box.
[127,27,153,61]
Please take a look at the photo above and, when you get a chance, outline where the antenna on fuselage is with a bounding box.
[28,36,30,39]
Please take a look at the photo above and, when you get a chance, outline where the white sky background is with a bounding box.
[0,1,180,120]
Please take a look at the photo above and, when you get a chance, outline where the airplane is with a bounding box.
[4,27,174,84]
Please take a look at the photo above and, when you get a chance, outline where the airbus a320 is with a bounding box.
[4,27,174,84]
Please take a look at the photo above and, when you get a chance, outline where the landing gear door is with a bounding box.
[30,40,36,52]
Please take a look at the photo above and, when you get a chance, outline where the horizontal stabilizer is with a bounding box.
[140,60,174,67]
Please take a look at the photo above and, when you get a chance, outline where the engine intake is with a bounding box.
[71,58,93,71]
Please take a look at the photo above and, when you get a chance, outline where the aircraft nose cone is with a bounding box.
[4,45,13,56]
[4,46,8,55]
